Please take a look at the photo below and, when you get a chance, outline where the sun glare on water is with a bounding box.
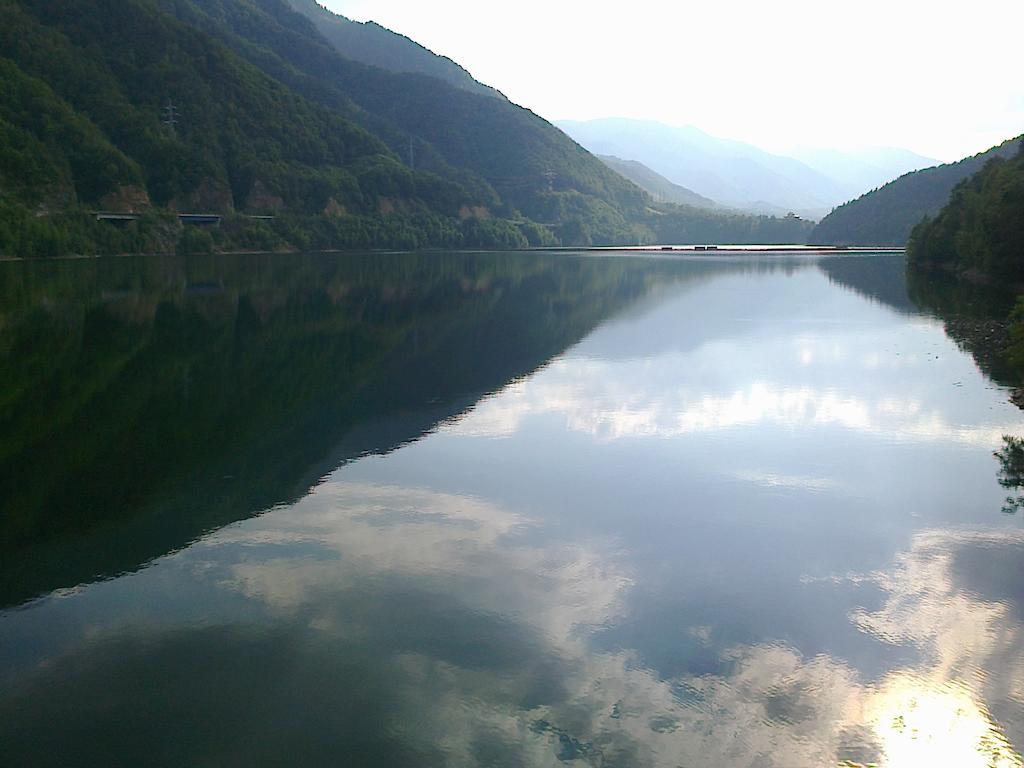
[851,675,1022,768]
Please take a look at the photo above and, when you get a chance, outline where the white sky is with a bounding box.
[323,0,1023,162]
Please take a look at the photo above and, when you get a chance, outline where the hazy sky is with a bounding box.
[324,0,1022,162]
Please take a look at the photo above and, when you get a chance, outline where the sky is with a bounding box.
[324,0,1023,162]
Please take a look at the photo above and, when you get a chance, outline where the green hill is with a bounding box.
[0,0,506,255]
[0,0,811,255]
[904,140,1024,399]
[285,0,504,100]
[908,141,1024,281]
[810,136,1022,246]
[161,0,655,239]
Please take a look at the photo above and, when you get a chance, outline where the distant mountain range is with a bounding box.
[791,146,939,198]
[596,155,721,210]
[558,118,936,219]
[811,135,1022,246]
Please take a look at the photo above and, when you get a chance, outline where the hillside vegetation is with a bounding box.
[598,155,721,209]
[904,140,1024,398]
[0,0,811,255]
[811,136,1022,246]
[908,141,1024,281]
[284,0,504,99]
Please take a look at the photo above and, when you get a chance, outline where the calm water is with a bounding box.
[2,251,1023,767]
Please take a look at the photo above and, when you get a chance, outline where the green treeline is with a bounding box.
[907,142,1024,282]
[0,0,810,257]
[811,136,1022,247]
[284,0,505,99]
[904,140,1024,391]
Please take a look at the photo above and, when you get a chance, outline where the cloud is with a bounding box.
[853,529,1024,762]
[442,359,1015,447]
[10,480,1022,766]
[213,481,632,641]
[208,482,1024,766]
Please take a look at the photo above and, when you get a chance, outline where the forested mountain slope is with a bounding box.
[811,136,1022,246]
[2,0,410,211]
[0,0,811,254]
[161,0,652,236]
[285,0,503,99]
[908,142,1024,281]
[597,155,722,209]
[0,0,507,254]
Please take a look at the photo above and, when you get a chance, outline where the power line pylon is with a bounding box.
[162,99,180,133]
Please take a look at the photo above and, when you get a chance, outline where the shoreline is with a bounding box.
[0,245,905,263]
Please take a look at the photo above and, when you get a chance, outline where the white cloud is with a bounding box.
[441,359,1017,447]
[205,481,1024,766]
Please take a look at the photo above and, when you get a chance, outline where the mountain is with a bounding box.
[558,118,855,218]
[0,0,812,255]
[285,0,504,100]
[791,147,938,197]
[907,141,1024,281]
[0,0,512,254]
[154,0,704,245]
[810,136,1023,246]
[597,155,722,209]
[0,0,654,252]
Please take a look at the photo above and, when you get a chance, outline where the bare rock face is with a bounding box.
[458,205,491,220]
[323,197,347,218]
[377,197,416,216]
[170,178,234,214]
[32,183,78,213]
[244,180,285,214]
[99,185,150,212]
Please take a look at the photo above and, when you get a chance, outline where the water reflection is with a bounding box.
[448,370,1015,447]
[905,266,1021,390]
[2,252,1023,766]
[996,436,1024,513]
[5,483,1022,766]
[853,529,1024,768]
[0,251,705,606]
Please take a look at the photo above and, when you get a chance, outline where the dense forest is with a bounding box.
[0,0,810,257]
[284,0,504,99]
[810,135,1022,246]
[903,140,1024,395]
[907,141,1024,282]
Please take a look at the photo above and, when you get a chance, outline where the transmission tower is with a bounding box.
[162,99,180,133]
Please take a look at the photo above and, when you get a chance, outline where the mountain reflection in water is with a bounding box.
[1,251,1022,767]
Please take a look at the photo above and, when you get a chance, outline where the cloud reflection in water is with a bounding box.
[3,260,1023,766]
[195,483,1024,767]
[444,362,1016,448]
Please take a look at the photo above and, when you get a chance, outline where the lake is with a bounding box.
[2,251,1023,767]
